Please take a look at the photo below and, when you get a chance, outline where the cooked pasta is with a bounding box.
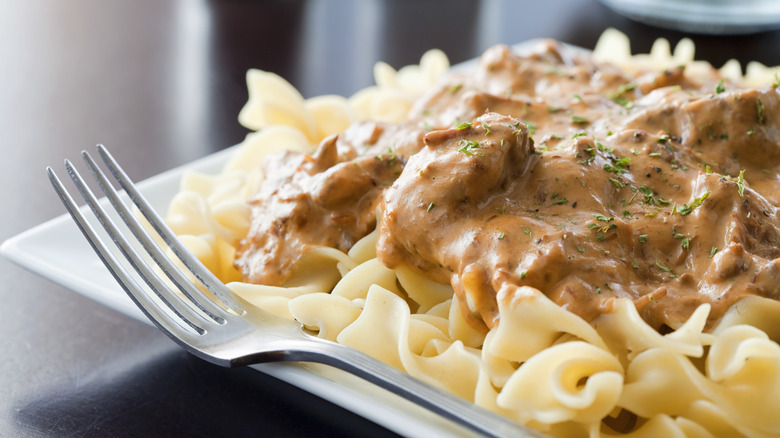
[167,29,780,437]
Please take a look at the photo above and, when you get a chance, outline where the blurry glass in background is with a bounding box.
[598,0,780,34]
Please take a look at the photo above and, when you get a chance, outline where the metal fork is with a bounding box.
[47,145,542,438]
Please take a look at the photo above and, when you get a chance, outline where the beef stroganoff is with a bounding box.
[165,29,780,437]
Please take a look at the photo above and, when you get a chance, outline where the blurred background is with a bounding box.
[1,1,779,437]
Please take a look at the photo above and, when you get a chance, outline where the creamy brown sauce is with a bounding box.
[235,41,780,333]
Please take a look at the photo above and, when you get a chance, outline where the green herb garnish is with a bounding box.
[609,178,625,188]
[715,79,725,94]
[637,185,671,207]
[608,83,636,108]
[678,191,710,215]
[457,139,480,155]
[604,156,631,174]
[735,170,746,196]
[757,98,765,124]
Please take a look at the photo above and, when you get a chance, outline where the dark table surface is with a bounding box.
[2,1,780,437]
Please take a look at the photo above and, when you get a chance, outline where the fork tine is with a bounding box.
[48,165,205,339]
[95,144,245,315]
[81,150,228,324]
[53,161,210,335]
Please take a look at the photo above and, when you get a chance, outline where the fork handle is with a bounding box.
[275,342,544,438]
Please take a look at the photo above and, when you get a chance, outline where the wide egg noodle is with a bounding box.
[228,247,354,319]
[446,293,488,349]
[226,250,347,320]
[706,325,780,382]
[703,326,780,436]
[302,95,357,142]
[346,228,379,264]
[680,401,749,438]
[593,299,712,365]
[618,345,780,438]
[619,348,712,420]
[164,32,780,437]
[353,48,450,123]
[288,292,362,341]
[349,87,414,123]
[335,284,483,401]
[238,69,317,140]
[394,264,454,313]
[497,341,623,426]
[330,257,399,301]
[487,285,608,364]
[592,27,779,87]
[223,125,313,173]
[711,295,780,342]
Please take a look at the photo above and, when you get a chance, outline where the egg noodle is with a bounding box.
[165,29,780,437]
